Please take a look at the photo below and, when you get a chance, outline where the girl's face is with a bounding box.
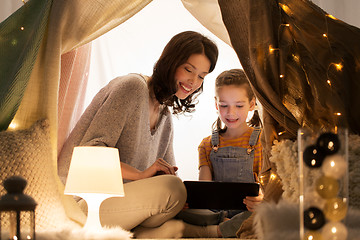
[215,85,255,129]
[174,53,211,100]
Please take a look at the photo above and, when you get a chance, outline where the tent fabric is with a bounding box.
[217,0,360,170]
[2,0,360,235]
[0,0,52,131]
[0,0,152,223]
[6,0,152,168]
[215,0,360,237]
[180,0,232,47]
[58,43,92,155]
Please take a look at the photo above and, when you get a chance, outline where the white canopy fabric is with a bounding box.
[1,0,359,231]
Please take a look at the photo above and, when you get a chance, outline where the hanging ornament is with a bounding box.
[303,207,326,230]
[303,145,325,168]
[316,132,340,155]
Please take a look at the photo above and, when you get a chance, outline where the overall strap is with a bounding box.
[211,130,220,152]
[247,127,261,154]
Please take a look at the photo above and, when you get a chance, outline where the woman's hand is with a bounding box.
[140,158,178,179]
[243,188,264,212]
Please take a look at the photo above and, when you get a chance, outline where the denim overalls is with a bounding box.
[176,128,262,237]
[210,127,261,183]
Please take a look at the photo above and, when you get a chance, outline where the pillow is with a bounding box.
[0,119,81,230]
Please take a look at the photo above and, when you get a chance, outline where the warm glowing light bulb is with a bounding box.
[334,112,341,116]
[8,122,18,130]
[280,74,284,78]
[259,175,265,185]
[323,33,327,38]
[270,173,277,180]
[279,3,291,14]
[334,63,343,71]
[327,80,331,86]
[292,54,300,63]
[278,131,287,136]
[269,45,279,53]
[20,26,24,30]
[326,14,337,20]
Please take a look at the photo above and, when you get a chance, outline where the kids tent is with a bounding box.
[1,0,360,238]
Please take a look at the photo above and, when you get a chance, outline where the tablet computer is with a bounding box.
[183,181,260,210]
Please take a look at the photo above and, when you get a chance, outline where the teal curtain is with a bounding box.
[0,0,52,131]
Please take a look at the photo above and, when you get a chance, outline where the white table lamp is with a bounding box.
[64,146,125,230]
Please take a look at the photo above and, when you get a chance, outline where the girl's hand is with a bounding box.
[243,188,264,212]
[141,158,178,179]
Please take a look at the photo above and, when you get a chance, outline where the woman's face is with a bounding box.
[174,53,211,100]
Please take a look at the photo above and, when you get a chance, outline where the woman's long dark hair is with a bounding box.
[150,31,218,114]
[212,69,262,133]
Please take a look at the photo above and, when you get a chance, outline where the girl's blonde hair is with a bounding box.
[213,69,261,133]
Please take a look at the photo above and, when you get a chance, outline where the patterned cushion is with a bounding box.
[0,119,80,230]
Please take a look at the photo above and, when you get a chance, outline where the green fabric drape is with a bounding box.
[0,0,152,224]
[0,0,52,131]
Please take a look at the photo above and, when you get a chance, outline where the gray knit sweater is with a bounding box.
[58,73,175,184]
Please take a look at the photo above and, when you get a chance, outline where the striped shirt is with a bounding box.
[198,127,262,181]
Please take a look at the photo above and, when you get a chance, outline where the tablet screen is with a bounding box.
[183,181,260,210]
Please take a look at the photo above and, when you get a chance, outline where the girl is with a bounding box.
[58,31,218,238]
[179,69,263,238]
[198,68,262,185]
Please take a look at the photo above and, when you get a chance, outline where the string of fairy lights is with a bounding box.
[274,3,349,240]
[276,3,344,134]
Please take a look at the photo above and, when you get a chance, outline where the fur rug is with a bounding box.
[253,201,360,240]
[37,227,132,240]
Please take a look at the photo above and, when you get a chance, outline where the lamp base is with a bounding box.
[78,193,110,230]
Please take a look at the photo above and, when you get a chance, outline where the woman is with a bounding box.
[58,31,218,237]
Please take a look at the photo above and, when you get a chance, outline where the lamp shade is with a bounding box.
[64,146,124,197]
